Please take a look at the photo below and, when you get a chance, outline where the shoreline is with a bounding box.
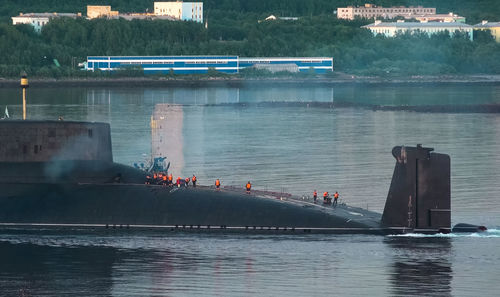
[1,74,500,88]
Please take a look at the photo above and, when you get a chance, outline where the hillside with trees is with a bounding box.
[0,0,499,78]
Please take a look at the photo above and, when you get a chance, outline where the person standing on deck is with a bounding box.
[246,181,252,194]
[192,175,197,187]
[215,179,221,190]
[313,190,317,203]
[185,177,190,187]
[333,191,339,208]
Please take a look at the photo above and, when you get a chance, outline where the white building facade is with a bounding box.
[337,4,435,20]
[363,21,474,40]
[154,2,203,23]
[12,13,80,32]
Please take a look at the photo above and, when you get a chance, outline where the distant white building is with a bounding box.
[12,12,81,32]
[154,2,203,23]
[414,13,466,23]
[337,3,435,20]
[363,21,474,40]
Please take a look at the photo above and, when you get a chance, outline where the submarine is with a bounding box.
[0,120,487,235]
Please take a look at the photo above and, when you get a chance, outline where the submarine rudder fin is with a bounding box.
[381,145,451,234]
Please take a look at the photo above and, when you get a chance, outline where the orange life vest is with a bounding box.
[215,179,220,186]
[192,176,196,182]
[246,183,251,190]
[334,192,339,199]
[323,192,328,198]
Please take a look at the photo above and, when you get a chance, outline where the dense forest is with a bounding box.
[0,0,499,78]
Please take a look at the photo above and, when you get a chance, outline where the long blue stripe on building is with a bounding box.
[85,56,333,74]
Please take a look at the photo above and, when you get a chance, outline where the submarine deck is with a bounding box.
[0,180,389,234]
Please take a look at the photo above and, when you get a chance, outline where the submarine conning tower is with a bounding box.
[0,120,113,163]
[382,145,451,233]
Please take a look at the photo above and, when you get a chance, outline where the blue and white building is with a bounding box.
[85,56,334,74]
[239,57,333,73]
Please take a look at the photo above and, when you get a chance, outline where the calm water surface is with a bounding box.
[0,83,499,296]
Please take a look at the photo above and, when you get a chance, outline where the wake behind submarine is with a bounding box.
[0,120,486,235]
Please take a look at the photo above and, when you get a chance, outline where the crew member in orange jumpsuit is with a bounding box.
[333,191,339,208]
[246,181,251,194]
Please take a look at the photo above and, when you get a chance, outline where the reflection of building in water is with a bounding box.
[385,237,452,296]
[143,88,239,105]
[151,104,184,175]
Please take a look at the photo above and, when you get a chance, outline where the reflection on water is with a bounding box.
[385,237,452,297]
[0,231,497,296]
[2,84,500,106]
[0,241,116,296]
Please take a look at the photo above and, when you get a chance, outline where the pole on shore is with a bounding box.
[20,72,29,120]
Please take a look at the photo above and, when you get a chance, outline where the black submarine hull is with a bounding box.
[0,151,444,235]
[0,165,385,234]
[0,121,456,234]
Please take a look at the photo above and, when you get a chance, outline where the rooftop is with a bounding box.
[363,22,473,28]
[13,12,81,18]
[474,21,500,28]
